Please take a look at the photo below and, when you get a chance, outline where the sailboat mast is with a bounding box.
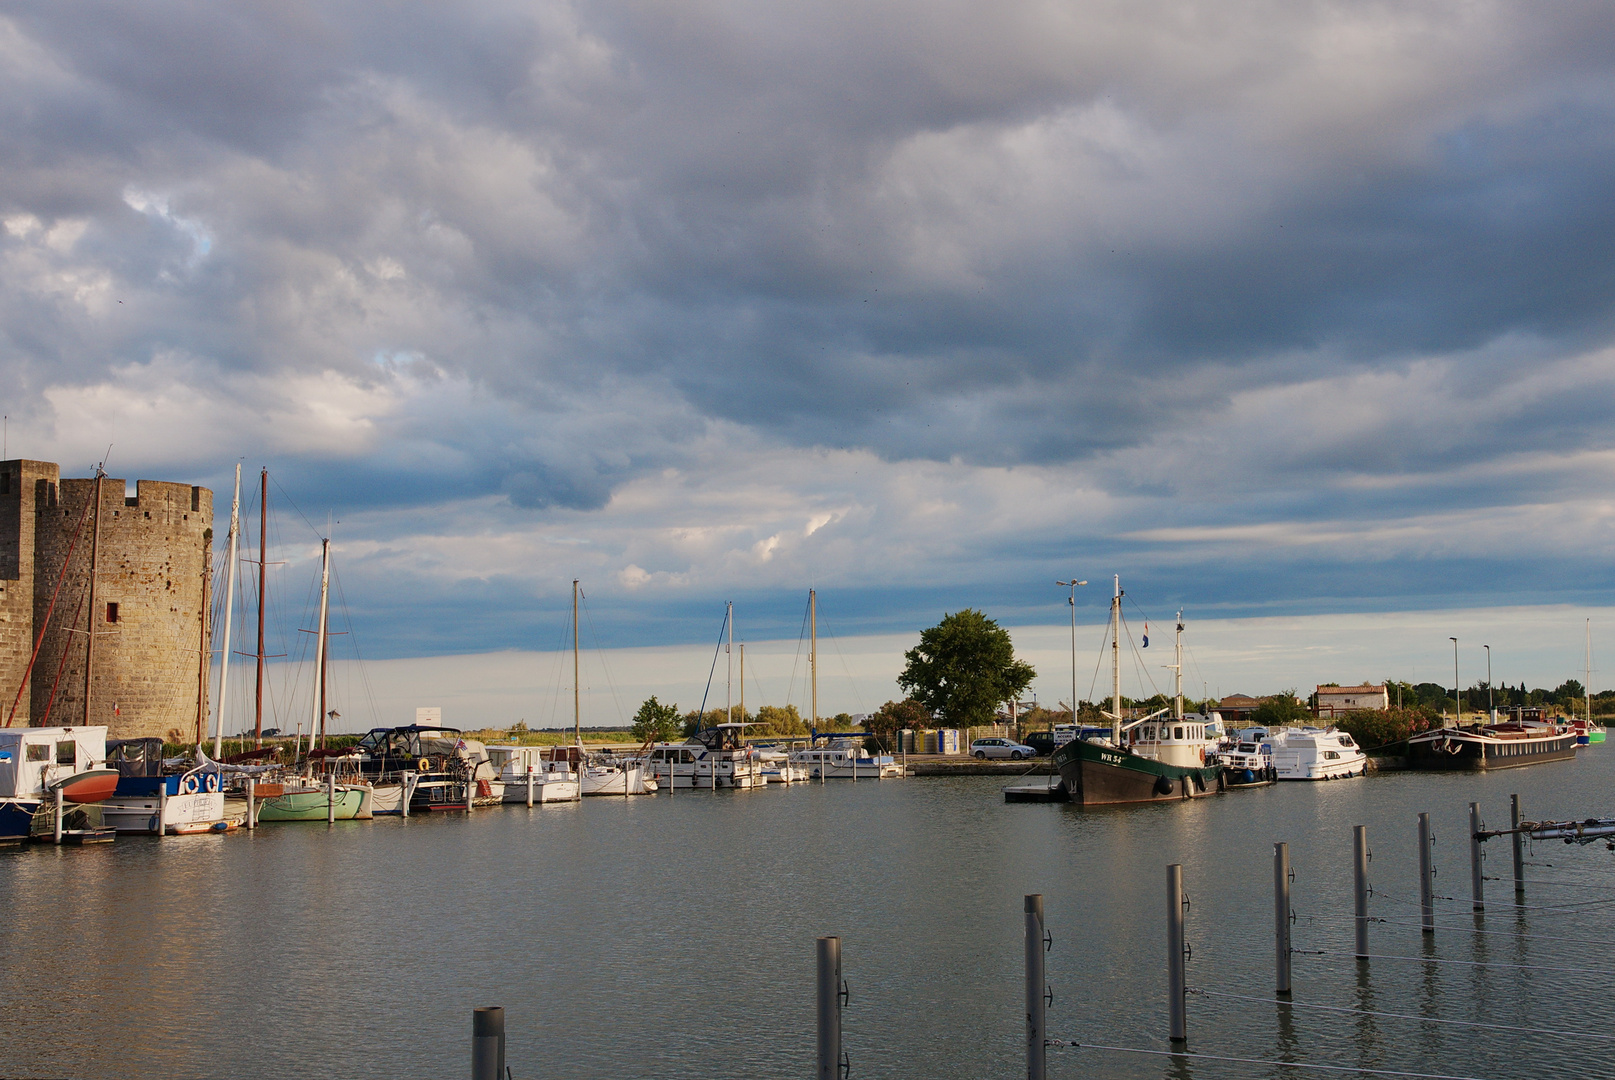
[214,464,241,757]
[196,537,210,743]
[725,601,733,725]
[1587,619,1593,726]
[1110,575,1121,745]
[1174,611,1184,721]
[739,642,745,720]
[82,468,104,728]
[255,467,266,747]
[311,537,330,751]
[572,579,580,746]
[810,589,818,731]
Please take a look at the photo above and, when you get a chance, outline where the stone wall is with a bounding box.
[25,473,213,741]
[0,460,61,727]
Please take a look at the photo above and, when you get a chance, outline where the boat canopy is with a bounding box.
[107,738,165,778]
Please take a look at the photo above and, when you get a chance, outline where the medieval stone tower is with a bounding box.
[0,459,213,741]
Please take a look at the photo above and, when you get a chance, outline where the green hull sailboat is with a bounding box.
[257,786,369,822]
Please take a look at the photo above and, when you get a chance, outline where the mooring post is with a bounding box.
[54,785,64,844]
[816,935,842,1080]
[1353,825,1370,959]
[1274,842,1292,995]
[156,783,168,835]
[527,768,535,807]
[327,771,336,825]
[401,771,411,817]
[1418,812,1435,934]
[1468,802,1484,913]
[246,778,256,830]
[1166,863,1187,1043]
[1510,793,1524,900]
[471,1006,505,1080]
[1025,894,1046,1080]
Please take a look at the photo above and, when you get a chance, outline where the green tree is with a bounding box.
[897,609,1037,728]
[754,704,807,736]
[868,698,932,739]
[631,696,683,743]
[1250,691,1311,727]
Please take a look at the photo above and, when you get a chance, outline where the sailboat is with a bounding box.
[1581,621,1605,746]
[1052,577,1223,805]
[256,535,371,821]
[562,581,655,796]
[787,589,901,780]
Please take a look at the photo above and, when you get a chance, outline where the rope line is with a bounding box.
[1348,952,1609,975]
[1188,988,1615,1040]
[1048,1039,1490,1080]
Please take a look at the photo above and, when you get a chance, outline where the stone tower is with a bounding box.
[0,460,213,741]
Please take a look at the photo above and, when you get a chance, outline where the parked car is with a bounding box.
[971,737,1036,760]
[1022,732,1058,756]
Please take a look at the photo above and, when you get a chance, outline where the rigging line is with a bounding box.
[1336,952,1612,975]
[329,563,382,733]
[821,620,868,717]
[1118,608,1166,701]
[267,473,326,545]
[1047,1040,1491,1080]
[785,595,811,713]
[1085,614,1110,704]
[580,594,628,726]
[695,606,728,725]
[1188,988,1615,1041]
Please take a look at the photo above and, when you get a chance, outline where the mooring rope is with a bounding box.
[1187,987,1615,1040]
[1345,952,1609,975]
[1047,1039,1491,1080]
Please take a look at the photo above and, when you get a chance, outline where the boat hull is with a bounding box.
[1053,740,1223,806]
[496,778,582,803]
[99,792,227,833]
[51,768,123,804]
[1406,729,1579,770]
[256,788,368,821]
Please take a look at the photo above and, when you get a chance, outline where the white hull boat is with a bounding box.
[789,741,904,779]
[1253,727,1366,780]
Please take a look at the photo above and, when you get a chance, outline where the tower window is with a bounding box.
[0,471,9,495]
[106,602,119,623]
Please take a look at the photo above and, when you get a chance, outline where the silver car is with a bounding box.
[971,737,1035,760]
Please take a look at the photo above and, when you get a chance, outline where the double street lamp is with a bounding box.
[1057,579,1088,728]
[1450,637,1460,721]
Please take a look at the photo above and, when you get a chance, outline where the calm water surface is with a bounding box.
[4,754,1613,1079]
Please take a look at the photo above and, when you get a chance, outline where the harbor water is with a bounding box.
[4,753,1613,1079]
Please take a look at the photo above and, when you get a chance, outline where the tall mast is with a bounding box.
[311,537,330,751]
[82,467,104,728]
[1173,611,1184,720]
[1110,575,1121,745]
[255,467,267,747]
[810,589,818,731]
[572,579,580,746]
[1587,619,1593,726]
[196,536,210,743]
[725,601,734,725]
[214,463,240,757]
[739,642,745,721]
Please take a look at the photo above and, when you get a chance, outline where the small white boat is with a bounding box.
[580,759,657,796]
[647,725,766,789]
[788,739,904,779]
[755,748,809,784]
[97,737,236,834]
[1209,734,1276,787]
[1253,727,1367,780]
[485,746,582,803]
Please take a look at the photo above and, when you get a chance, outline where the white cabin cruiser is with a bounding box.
[788,738,904,779]
[647,724,765,789]
[98,737,236,833]
[0,726,120,842]
[485,745,582,803]
[1253,727,1367,780]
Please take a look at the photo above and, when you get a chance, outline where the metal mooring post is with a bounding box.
[1510,794,1524,900]
[1468,802,1485,913]
[327,771,337,825]
[157,783,168,835]
[1025,894,1046,1080]
[471,1006,505,1080]
[526,768,534,808]
[1417,812,1435,934]
[816,935,843,1080]
[54,786,64,844]
[401,771,411,817]
[1274,842,1292,995]
[1353,825,1370,959]
[1166,864,1187,1043]
[245,778,256,830]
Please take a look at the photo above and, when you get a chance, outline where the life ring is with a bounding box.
[418,758,431,773]
[181,773,200,794]
[204,773,219,793]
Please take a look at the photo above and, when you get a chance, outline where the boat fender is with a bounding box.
[1217,770,1226,793]
[204,772,219,793]
[181,773,200,794]
[1153,774,1173,796]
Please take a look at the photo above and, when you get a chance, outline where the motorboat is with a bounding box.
[642,743,702,789]
[580,758,657,796]
[788,738,904,779]
[485,745,582,803]
[1405,721,1578,771]
[1250,727,1367,780]
[97,737,236,834]
[754,746,809,784]
[1208,732,1276,787]
[666,724,766,789]
[0,726,119,843]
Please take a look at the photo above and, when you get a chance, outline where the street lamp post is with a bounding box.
[1056,579,1088,731]
[1450,637,1460,722]
[1484,644,1493,721]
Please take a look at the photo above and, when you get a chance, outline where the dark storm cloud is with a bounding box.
[4,1,1615,656]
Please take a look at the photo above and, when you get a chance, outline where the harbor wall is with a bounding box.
[0,461,213,741]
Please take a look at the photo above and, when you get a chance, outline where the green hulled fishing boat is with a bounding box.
[256,785,369,821]
[1052,579,1223,806]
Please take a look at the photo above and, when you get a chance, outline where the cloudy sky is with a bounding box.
[4,2,1613,722]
